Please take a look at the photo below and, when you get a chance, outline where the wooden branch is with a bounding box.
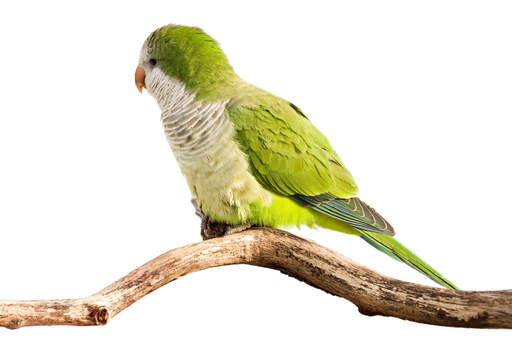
[1,228,511,329]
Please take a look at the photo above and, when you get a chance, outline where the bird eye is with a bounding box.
[149,58,157,66]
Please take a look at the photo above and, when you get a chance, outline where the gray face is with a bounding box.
[138,42,161,99]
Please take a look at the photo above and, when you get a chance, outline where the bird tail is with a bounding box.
[359,230,458,289]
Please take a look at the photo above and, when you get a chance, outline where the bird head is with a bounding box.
[135,24,236,102]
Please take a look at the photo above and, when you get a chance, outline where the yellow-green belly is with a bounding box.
[172,114,357,235]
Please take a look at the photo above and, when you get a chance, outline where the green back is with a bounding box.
[228,91,358,199]
[227,89,396,235]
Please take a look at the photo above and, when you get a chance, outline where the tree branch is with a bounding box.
[1,227,511,329]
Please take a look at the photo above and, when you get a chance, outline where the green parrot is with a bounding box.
[135,24,457,289]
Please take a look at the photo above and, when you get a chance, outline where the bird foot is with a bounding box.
[192,199,252,240]
[200,216,252,240]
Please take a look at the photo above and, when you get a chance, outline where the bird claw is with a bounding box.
[192,199,252,240]
[191,199,204,219]
[223,223,252,235]
[200,215,227,240]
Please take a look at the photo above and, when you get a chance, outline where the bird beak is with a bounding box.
[135,65,146,93]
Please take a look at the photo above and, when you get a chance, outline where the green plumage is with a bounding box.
[359,231,458,289]
[141,24,458,290]
[227,92,457,289]
[228,95,358,198]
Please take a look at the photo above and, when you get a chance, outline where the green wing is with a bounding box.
[228,97,357,198]
[293,194,395,235]
[227,91,394,235]
[227,91,460,288]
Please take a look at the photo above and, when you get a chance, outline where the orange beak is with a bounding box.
[135,65,146,93]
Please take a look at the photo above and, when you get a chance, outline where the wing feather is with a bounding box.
[228,91,393,235]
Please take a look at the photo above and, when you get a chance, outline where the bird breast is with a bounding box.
[154,73,272,222]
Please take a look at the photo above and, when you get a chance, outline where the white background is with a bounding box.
[1,0,511,339]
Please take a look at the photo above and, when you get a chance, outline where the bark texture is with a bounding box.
[1,228,511,329]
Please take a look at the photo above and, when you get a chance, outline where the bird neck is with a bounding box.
[152,70,231,165]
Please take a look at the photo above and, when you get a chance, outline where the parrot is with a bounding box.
[134,24,458,289]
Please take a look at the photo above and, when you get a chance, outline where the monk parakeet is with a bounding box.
[135,24,457,289]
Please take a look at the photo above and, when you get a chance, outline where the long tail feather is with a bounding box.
[359,230,458,289]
